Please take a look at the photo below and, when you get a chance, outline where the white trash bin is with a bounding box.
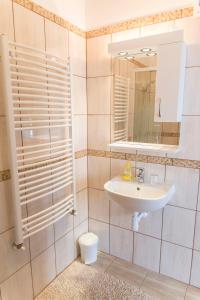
[79,232,99,265]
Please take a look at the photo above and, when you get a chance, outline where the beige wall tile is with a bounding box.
[89,219,109,253]
[54,214,73,241]
[74,115,87,151]
[138,209,162,239]
[69,31,86,77]
[74,220,88,257]
[87,35,112,77]
[89,188,109,223]
[45,19,68,59]
[162,205,195,248]
[136,162,165,184]
[13,3,45,50]
[112,28,140,43]
[72,76,87,115]
[0,0,14,39]
[74,189,88,227]
[31,245,56,296]
[0,118,9,169]
[110,225,133,262]
[166,166,199,210]
[87,77,112,114]
[186,44,200,68]
[190,250,200,288]
[110,200,132,230]
[175,17,200,46]
[30,226,54,259]
[184,68,200,116]
[0,264,33,300]
[0,229,30,283]
[194,212,200,251]
[0,181,13,234]
[134,233,161,272]
[55,230,75,274]
[111,158,130,178]
[88,156,110,190]
[160,241,192,283]
[75,157,87,192]
[172,116,200,160]
[88,115,110,150]
[141,21,175,37]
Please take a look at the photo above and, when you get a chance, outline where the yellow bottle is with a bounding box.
[121,161,133,181]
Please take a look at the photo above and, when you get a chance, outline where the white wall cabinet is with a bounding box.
[154,42,186,122]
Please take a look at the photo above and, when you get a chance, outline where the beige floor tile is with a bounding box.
[88,251,115,272]
[185,285,200,300]
[106,258,148,287]
[141,271,187,300]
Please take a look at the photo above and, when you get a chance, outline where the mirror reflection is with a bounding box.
[113,54,180,145]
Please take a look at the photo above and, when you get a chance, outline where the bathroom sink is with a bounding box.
[104,177,175,213]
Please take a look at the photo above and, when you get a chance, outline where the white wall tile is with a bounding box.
[183,68,200,115]
[0,0,14,40]
[194,212,200,251]
[74,115,87,152]
[166,166,199,210]
[134,233,161,272]
[0,264,33,300]
[162,206,195,248]
[88,156,110,190]
[175,17,200,46]
[31,245,56,296]
[74,219,88,258]
[186,44,200,67]
[110,200,132,230]
[190,250,200,288]
[160,241,192,283]
[55,230,75,274]
[138,209,162,239]
[72,76,87,115]
[0,118,9,170]
[88,115,110,150]
[0,229,30,283]
[87,35,112,77]
[110,225,133,262]
[136,162,165,184]
[74,189,88,227]
[87,76,112,114]
[89,188,109,223]
[54,214,73,241]
[111,158,131,178]
[69,31,86,77]
[89,219,109,253]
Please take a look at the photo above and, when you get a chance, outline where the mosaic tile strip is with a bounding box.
[87,149,200,169]
[86,7,194,39]
[75,149,88,159]
[0,170,11,182]
[13,0,86,38]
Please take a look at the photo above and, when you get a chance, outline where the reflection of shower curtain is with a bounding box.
[133,71,161,143]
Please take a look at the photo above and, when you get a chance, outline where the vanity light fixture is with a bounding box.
[146,52,157,56]
[126,55,134,60]
[140,47,152,53]
[118,51,128,56]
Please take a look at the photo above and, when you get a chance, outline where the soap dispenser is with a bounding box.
[121,161,133,181]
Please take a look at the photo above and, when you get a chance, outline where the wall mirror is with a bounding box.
[109,31,186,153]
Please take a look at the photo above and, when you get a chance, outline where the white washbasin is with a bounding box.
[104,177,175,213]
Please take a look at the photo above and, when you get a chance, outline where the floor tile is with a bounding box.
[185,285,200,300]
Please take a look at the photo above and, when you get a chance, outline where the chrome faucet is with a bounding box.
[136,167,145,183]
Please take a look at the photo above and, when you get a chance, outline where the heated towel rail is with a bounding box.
[0,35,76,248]
[113,75,129,141]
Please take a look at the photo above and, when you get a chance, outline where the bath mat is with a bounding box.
[36,260,157,300]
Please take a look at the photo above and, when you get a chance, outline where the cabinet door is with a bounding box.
[154,42,186,122]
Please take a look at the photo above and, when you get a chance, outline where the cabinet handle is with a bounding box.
[158,97,161,118]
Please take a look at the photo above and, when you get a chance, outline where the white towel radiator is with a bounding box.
[0,35,76,249]
[113,75,129,141]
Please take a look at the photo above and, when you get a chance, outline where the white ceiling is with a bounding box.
[33,0,197,30]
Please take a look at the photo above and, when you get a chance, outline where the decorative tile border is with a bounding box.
[0,170,11,182]
[13,0,86,38]
[87,149,200,169]
[12,0,193,40]
[86,7,194,39]
[75,149,88,159]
